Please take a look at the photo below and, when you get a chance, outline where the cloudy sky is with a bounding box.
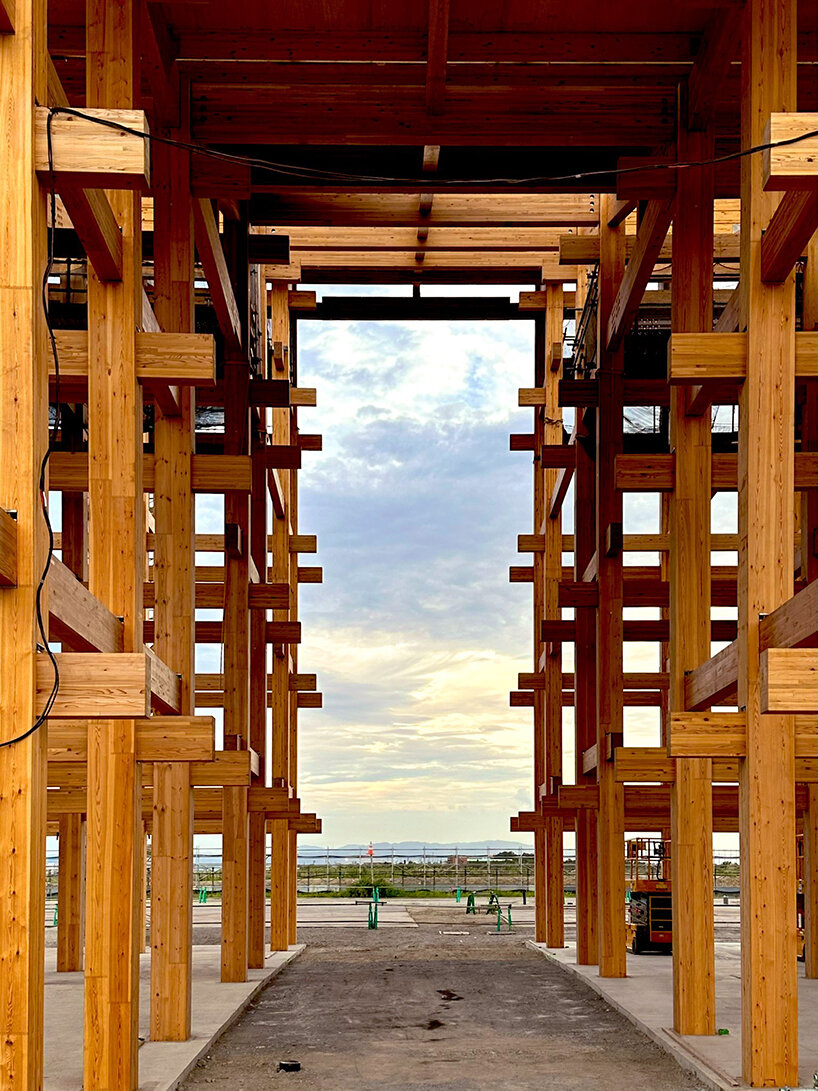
[272,284,739,848]
[188,282,738,850]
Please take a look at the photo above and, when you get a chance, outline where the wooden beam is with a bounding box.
[761,191,818,283]
[50,330,216,390]
[606,199,675,351]
[686,6,741,132]
[192,198,242,351]
[35,105,150,188]
[669,711,816,759]
[37,652,151,717]
[0,0,13,32]
[56,814,85,972]
[763,112,818,191]
[761,648,818,713]
[668,331,817,382]
[48,717,214,762]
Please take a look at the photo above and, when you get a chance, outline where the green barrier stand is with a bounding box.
[466,892,476,914]
[368,902,379,929]
[455,888,462,903]
[53,905,58,927]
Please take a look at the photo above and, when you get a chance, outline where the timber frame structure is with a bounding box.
[0,0,816,1088]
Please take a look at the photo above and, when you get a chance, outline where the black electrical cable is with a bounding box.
[1,111,62,750]
[46,105,818,188]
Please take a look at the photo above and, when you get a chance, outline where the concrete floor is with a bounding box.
[537,941,818,1091]
[181,912,700,1091]
[42,899,813,1090]
[44,946,303,1091]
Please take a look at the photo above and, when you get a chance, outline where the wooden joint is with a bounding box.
[36,106,150,189]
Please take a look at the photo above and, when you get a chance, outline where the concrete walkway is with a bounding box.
[533,942,818,1091]
[44,945,303,1091]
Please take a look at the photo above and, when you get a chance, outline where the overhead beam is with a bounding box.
[48,717,215,762]
[36,652,151,717]
[48,554,124,652]
[50,330,216,392]
[759,579,818,650]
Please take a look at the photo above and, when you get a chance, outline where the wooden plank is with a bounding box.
[189,751,253,787]
[35,106,150,189]
[606,199,675,351]
[761,648,818,713]
[763,112,818,190]
[0,504,18,586]
[36,652,150,717]
[669,712,747,757]
[761,191,818,283]
[48,555,123,652]
[192,198,242,351]
[0,1,48,1080]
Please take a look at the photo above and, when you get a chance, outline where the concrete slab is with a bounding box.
[528,941,818,1091]
[44,944,303,1091]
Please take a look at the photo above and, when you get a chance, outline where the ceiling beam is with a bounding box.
[425,0,449,115]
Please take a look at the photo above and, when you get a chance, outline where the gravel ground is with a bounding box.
[181,912,701,1091]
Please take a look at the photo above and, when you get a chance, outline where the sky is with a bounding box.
[239,282,740,849]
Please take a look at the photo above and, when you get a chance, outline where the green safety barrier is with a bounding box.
[53,905,58,927]
[198,888,208,904]
[495,903,513,933]
[465,892,476,914]
[368,901,379,929]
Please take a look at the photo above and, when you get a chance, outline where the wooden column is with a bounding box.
[84,0,144,1083]
[57,815,86,972]
[669,112,716,1035]
[737,0,798,1082]
[150,128,195,1039]
[248,270,270,969]
[0,1,48,1085]
[574,424,599,965]
[270,281,291,951]
[532,315,547,943]
[543,284,565,948]
[595,194,627,978]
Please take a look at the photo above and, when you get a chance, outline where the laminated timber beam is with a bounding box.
[761,649,818,713]
[668,711,817,758]
[615,747,818,784]
[761,191,818,283]
[34,105,150,189]
[668,331,818,382]
[615,452,818,491]
[763,112,818,191]
[192,197,242,351]
[49,330,216,395]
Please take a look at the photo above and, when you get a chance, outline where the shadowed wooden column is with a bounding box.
[737,0,798,1082]
[669,111,715,1036]
[83,0,144,1083]
[543,283,565,948]
[595,194,627,978]
[574,420,599,966]
[270,281,291,951]
[532,314,547,943]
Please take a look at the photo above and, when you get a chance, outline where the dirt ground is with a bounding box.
[182,910,701,1091]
